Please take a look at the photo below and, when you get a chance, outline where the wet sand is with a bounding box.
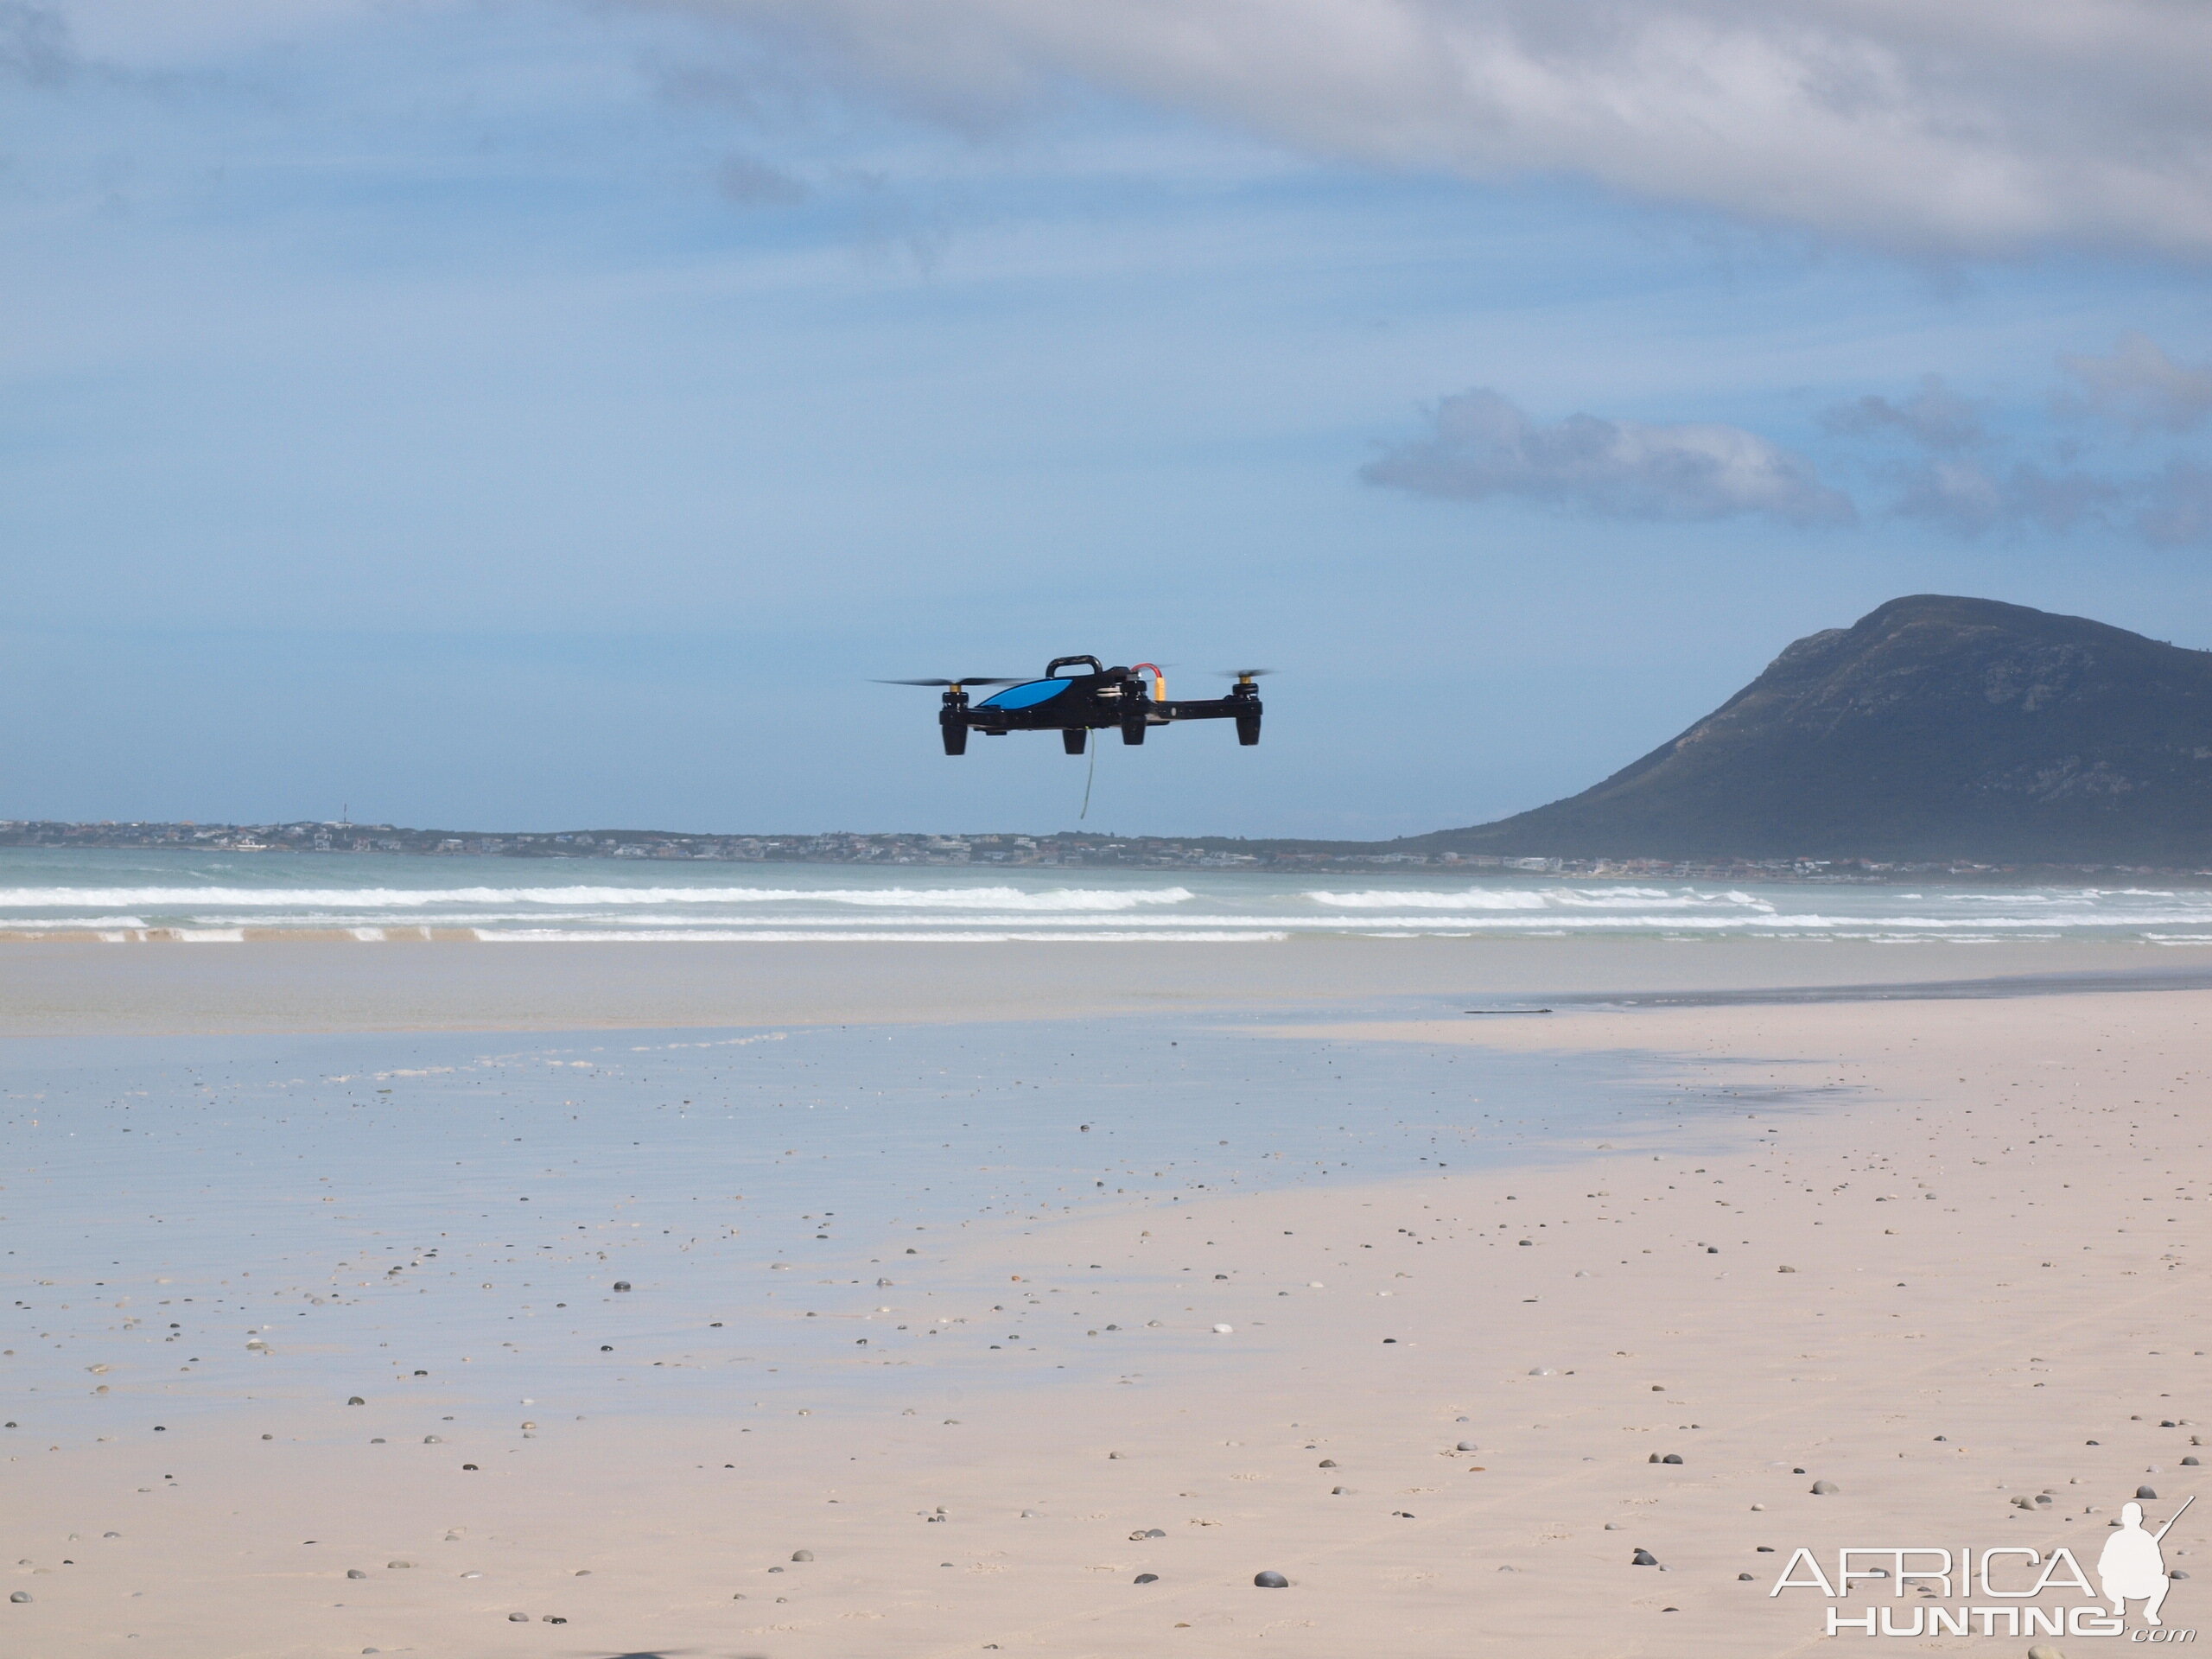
[3,945,2208,1655]
[6,935,2212,1035]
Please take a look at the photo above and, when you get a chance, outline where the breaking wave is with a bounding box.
[0,884,1196,912]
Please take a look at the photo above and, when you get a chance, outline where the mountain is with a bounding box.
[1411,594,2212,864]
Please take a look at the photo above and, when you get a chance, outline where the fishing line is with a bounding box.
[1079,732,1097,820]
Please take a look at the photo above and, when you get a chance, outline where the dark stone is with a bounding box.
[1632,1550,1659,1566]
[1662,1454,1683,1465]
[2139,1486,2159,1500]
[1135,1573,1159,1584]
[1254,1571,1289,1588]
[613,1281,631,1292]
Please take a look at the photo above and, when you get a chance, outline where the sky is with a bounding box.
[3,0,2209,840]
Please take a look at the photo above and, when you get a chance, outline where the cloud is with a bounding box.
[654,0,2212,258]
[1891,458,2123,539]
[714,151,809,206]
[1821,374,1982,450]
[1363,387,1854,526]
[1822,342,2212,546]
[2058,333,2212,435]
[0,3,77,85]
[2139,460,2212,547]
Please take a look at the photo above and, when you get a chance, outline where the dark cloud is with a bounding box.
[1363,387,1854,527]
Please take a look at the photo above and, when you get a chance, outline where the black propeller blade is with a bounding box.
[874,677,1025,687]
[1219,667,1279,679]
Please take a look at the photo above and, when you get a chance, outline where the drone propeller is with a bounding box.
[874,677,1025,688]
[1219,667,1279,679]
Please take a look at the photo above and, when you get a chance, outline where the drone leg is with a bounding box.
[1062,728,1087,756]
[1236,711,1261,747]
[1120,717,1147,746]
[942,719,969,756]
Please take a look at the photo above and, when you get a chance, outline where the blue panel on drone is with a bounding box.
[976,679,1071,709]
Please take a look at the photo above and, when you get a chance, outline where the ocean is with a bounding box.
[2,847,2210,944]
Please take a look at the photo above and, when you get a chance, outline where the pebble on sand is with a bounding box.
[791,1550,814,1562]
[1810,1480,1840,1495]
[1212,1324,1234,1334]
[347,1569,368,1580]
[347,1396,365,1406]
[2139,1486,2159,1499]
[10,1592,30,1603]
[2026,1647,2066,1659]
[1254,1571,1289,1588]
[1135,1573,1159,1584]
[613,1281,631,1292]
[1632,1549,1660,1566]
[507,1612,528,1622]
[1456,1442,1478,1452]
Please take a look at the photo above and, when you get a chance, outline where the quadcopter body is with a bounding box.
[885,658,1263,755]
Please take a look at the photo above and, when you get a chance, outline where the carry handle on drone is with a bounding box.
[1046,656,1104,678]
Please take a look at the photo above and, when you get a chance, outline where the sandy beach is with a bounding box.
[5,941,2208,1656]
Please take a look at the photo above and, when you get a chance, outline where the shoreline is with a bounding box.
[7,936,2212,1037]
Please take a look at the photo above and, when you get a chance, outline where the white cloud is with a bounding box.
[654,0,2212,257]
[1363,387,1854,526]
[2059,333,2212,434]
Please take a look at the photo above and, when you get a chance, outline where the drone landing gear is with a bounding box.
[1062,728,1088,756]
[1120,718,1147,746]
[942,721,968,756]
[1236,711,1261,746]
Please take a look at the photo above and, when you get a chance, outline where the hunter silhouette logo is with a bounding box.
[2102,1497,2191,1627]
[1770,1491,2194,1640]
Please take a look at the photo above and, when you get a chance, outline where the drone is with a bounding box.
[880,658,1267,755]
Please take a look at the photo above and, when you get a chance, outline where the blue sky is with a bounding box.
[3,0,2210,839]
